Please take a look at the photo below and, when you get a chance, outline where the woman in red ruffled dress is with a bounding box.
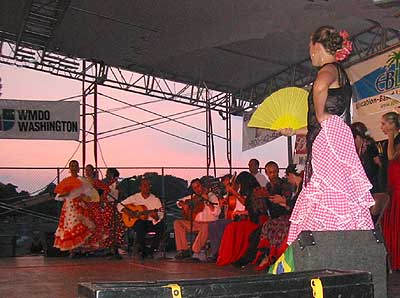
[83,164,109,252]
[53,160,96,256]
[85,166,125,254]
[380,112,400,270]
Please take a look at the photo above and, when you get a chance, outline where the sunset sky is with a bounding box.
[0,64,289,193]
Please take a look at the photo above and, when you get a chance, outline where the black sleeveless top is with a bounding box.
[304,62,352,184]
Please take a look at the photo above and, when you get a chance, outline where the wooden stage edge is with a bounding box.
[0,254,399,298]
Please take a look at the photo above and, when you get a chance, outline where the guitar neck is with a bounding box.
[142,208,158,214]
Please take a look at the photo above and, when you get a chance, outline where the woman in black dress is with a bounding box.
[351,122,382,194]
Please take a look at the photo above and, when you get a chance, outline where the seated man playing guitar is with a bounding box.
[174,178,220,260]
[117,177,164,259]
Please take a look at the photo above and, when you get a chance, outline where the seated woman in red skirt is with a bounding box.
[217,171,266,266]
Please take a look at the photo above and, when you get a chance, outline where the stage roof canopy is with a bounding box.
[1,0,399,99]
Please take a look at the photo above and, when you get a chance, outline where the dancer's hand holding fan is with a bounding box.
[247,87,309,136]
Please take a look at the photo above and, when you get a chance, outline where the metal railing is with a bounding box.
[0,166,252,195]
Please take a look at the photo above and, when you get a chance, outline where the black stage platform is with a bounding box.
[1,255,399,298]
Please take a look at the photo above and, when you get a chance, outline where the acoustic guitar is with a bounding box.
[122,204,162,228]
[180,194,218,221]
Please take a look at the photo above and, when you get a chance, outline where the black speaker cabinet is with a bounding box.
[78,269,373,298]
[292,230,387,298]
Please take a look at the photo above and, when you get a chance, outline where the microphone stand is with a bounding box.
[156,198,171,260]
[106,190,123,260]
[108,193,145,259]
[104,178,133,260]
[188,194,195,257]
[106,175,141,259]
[187,194,217,259]
[187,194,216,257]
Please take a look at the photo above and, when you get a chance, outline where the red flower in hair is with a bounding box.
[339,30,350,40]
[335,30,352,62]
[342,39,352,52]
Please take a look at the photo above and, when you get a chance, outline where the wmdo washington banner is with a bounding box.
[347,46,400,141]
[0,100,80,140]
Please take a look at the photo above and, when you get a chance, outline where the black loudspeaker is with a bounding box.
[292,230,387,298]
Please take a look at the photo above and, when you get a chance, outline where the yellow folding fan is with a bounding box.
[248,87,309,130]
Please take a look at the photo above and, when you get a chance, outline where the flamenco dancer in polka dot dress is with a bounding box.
[281,26,374,247]
[53,160,96,256]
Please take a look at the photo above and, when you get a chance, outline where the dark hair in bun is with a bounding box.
[351,122,369,138]
[285,164,301,177]
[351,122,376,145]
[311,26,343,55]
[383,112,400,129]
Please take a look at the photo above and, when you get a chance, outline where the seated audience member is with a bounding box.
[249,158,268,187]
[254,164,303,270]
[117,177,164,259]
[264,161,293,218]
[174,178,220,260]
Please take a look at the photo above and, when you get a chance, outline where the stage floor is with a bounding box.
[1,254,399,298]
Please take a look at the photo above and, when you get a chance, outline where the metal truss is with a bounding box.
[1,9,399,115]
[13,0,70,58]
[0,39,233,113]
[0,0,231,112]
[2,2,396,176]
[233,24,400,111]
[1,42,232,116]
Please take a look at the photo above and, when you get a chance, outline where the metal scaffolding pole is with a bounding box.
[81,61,101,169]
[206,92,211,177]
[82,60,87,169]
[287,136,293,165]
[93,64,98,169]
[225,95,232,174]
[205,89,217,177]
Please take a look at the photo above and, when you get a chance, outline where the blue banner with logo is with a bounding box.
[0,99,80,140]
[347,46,400,141]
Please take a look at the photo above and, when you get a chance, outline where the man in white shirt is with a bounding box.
[174,178,220,260]
[118,178,164,258]
[249,158,268,187]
